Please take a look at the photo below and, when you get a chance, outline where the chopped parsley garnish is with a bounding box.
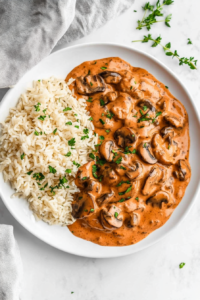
[81,135,89,140]
[73,161,81,168]
[99,118,105,125]
[96,156,106,166]
[68,138,76,147]
[132,149,137,154]
[40,183,48,191]
[90,82,93,86]
[120,166,126,170]
[34,130,39,136]
[140,109,144,116]
[119,185,132,195]
[65,169,72,174]
[90,208,94,212]
[117,180,130,187]
[156,111,162,117]
[34,102,41,112]
[106,112,114,119]
[130,86,133,90]
[65,152,71,157]
[63,107,72,112]
[66,121,72,125]
[83,128,89,134]
[87,70,91,75]
[99,136,105,140]
[75,125,79,129]
[165,86,169,89]
[115,157,122,164]
[92,164,98,179]
[179,262,185,269]
[53,128,57,134]
[89,153,95,160]
[38,115,46,121]
[82,177,88,180]
[27,171,33,175]
[119,198,125,202]
[133,112,138,118]
[87,97,93,103]
[43,109,47,114]
[59,177,68,186]
[100,98,105,106]
[48,165,57,174]
[89,117,93,121]
[21,153,25,160]
[143,143,147,148]
[105,129,110,133]
[187,38,192,45]
[135,197,139,201]
[114,212,119,218]
[101,67,107,70]
[38,80,41,82]
[33,172,45,181]
[143,106,148,111]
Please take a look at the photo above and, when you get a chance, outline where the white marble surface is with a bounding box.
[0,0,200,299]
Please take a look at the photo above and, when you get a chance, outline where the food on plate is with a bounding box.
[66,57,191,246]
[0,77,98,225]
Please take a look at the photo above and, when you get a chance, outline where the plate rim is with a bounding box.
[0,42,200,258]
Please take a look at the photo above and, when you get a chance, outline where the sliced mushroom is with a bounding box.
[146,191,172,208]
[126,161,144,181]
[75,74,106,95]
[107,93,133,120]
[126,212,140,228]
[174,159,191,181]
[99,165,119,186]
[99,71,122,84]
[138,142,157,164]
[137,99,156,112]
[75,161,95,189]
[142,166,162,196]
[160,126,174,139]
[152,133,179,165]
[164,113,184,128]
[72,193,94,219]
[99,140,115,162]
[96,190,114,206]
[100,205,123,230]
[114,127,136,148]
[103,91,118,104]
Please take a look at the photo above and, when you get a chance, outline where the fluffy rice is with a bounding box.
[0,77,98,225]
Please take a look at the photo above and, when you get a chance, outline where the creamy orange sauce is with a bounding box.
[66,57,191,247]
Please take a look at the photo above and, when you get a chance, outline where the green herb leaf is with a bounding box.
[63,107,72,112]
[48,165,57,174]
[21,153,25,160]
[89,117,93,121]
[68,138,76,147]
[66,121,72,125]
[87,97,93,103]
[65,169,72,174]
[34,130,39,136]
[179,262,185,269]
[83,128,89,134]
[34,102,41,112]
[53,128,57,134]
[100,98,105,106]
[65,151,71,157]
[89,153,95,160]
[33,172,45,181]
[99,118,105,125]
[135,197,139,201]
[187,38,192,45]
[73,161,81,168]
[27,171,33,175]
[118,185,132,195]
[38,115,46,121]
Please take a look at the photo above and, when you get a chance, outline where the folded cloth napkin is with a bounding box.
[0,225,23,300]
[0,0,134,88]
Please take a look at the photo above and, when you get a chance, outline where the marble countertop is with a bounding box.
[0,0,200,299]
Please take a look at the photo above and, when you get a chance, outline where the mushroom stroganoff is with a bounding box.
[66,57,191,247]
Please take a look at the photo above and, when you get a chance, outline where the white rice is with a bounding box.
[0,77,98,226]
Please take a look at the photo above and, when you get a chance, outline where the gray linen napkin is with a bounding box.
[0,0,134,298]
[0,225,23,300]
[0,0,134,88]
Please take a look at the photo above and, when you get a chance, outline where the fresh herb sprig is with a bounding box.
[137,0,174,31]
[133,34,197,70]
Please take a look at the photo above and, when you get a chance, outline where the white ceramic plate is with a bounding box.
[0,43,200,258]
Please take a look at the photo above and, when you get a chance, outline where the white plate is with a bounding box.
[0,43,200,258]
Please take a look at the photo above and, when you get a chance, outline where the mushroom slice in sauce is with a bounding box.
[72,193,94,219]
[99,140,115,162]
[75,74,106,95]
[99,165,119,186]
[126,212,140,228]
[126,161,144,181]
[142,166,162,196]
[164,113,184,128]
[96,190,115,206]
[174,159,191,181]
[152,133,179,165]
[160,126,174,139]
[146,191,172,208]
[114,127,136,148]
[137,99,156,118]
[138,142,157,164]
[100,205,123,230]
[75,161,96,189]
[107,93,133,120]
[103,91,118,104]
[99,71,122,84]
